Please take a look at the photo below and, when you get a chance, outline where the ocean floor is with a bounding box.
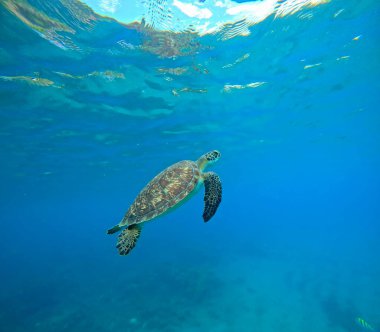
[2,244,379,332]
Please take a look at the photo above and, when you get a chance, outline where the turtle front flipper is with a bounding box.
[203,172,222,222]
[116,224,142,255]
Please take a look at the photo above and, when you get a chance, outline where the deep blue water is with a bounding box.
[1,1,379,331]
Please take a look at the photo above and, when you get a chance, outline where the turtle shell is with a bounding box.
[124,160,201,225]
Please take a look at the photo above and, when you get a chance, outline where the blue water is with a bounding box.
[1,1,379,331]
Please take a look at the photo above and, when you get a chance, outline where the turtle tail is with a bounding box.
[116,224,142,255]
[107,225,122,234]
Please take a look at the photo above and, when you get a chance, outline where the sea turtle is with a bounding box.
[107,150,222,255]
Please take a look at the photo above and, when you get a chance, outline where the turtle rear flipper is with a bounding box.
[203,172,222,222]
[107,225,122,234]
[116,224,142,255]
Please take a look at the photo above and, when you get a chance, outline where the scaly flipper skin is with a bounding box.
[203,172,222,222]
[116,224,142,255]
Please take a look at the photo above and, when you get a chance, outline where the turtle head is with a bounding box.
[197,150,221,171]
[204,150,221,162]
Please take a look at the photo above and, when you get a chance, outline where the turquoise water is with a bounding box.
[1,0,379,331]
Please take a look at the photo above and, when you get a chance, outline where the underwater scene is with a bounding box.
[0,0,379,331]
